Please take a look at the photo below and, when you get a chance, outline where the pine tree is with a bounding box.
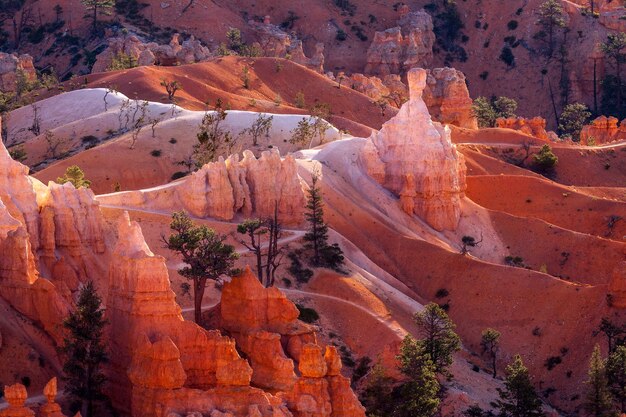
[395,335,441,417]
[495,355,544,417]
[586,345,615,417]
[414,302,461,375]
[81,0,115,35]
[304,173,330,266]
[61,281,108,417]
[536,0,567,57]
[601,33,626,115]
[607,345,626,413]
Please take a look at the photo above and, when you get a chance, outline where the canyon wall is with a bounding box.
[0,118,108,341]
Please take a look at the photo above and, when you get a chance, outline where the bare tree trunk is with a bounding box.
[548,78,559,128]
[194,279,206,324]
[593,59,598,113]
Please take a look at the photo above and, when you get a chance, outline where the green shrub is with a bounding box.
[150,149,162,157]
[507,20,519,30]
[533,144,558,171]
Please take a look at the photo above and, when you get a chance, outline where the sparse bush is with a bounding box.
[107,52,137,71]
[288,251,314,283]
[150,149,162,157]
[505,256,525,267]
[435,288,449,299]
[296,304,319,323]
[295,92,306,109]
[507,20,519,30]
[544,355,562,370]
[171,171,188,180]
[160,79,182,102]
[8,145,27,162]
[336,29,348,41]
[500,46,515,67]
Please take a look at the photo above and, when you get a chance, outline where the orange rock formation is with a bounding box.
[360,68,466,231]
[495,117,551,141]
[97,149,306,225]
[365,8,434,76]
[423,67,478,130]
[580,116,626,145]
[105,214,364,417]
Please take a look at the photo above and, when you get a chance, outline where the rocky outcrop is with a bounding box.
[0,383,34,417]
[349,68,476,129]
[359,68,466,231]
[108,218,364,417]
[609,261,626,308]
[599,1,626,32]
[106,212,253,413]
[496,117,552,141]
[39,378,66,417]
[221,267,316,390]
[0,53,36,93]
[349,74,391,102]
[249,18,325,72]
[281,345,365,417]
[98,149,306,225]
[580,116,626,145]
[365,8,434,76]
[92,33,211,73]
[0,118,107,340]
[291,41,325,74]
[423,68,477,130]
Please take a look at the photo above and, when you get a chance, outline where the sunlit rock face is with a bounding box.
[360,67,466,231]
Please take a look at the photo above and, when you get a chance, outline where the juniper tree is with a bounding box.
[585,345,615,417]
[164,211,238,323]
[61,281,108,417]
[495,355,544,417]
